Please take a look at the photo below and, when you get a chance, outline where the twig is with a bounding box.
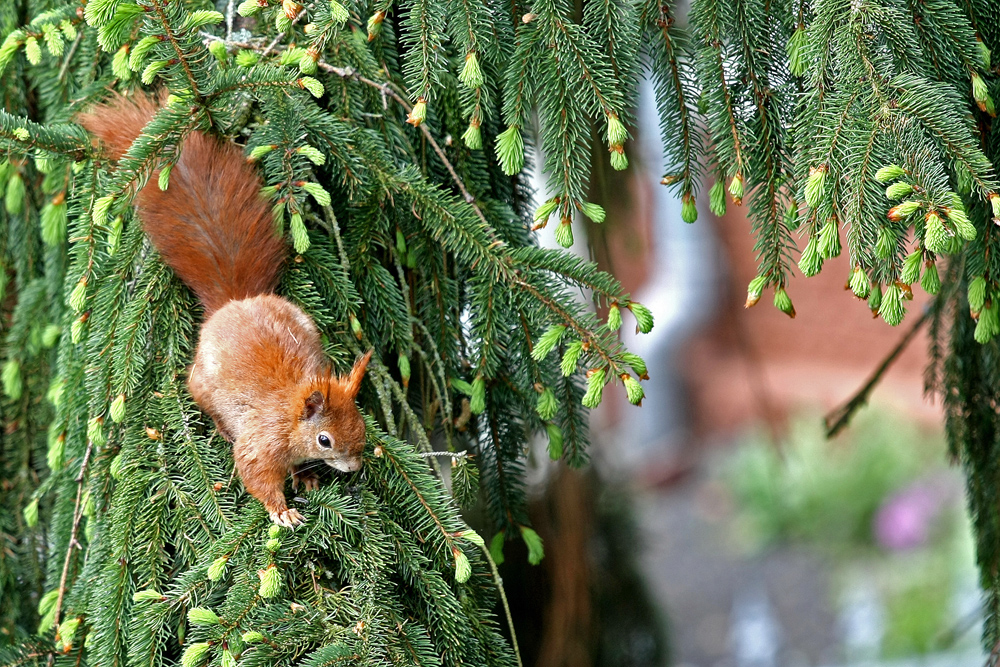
[985,637,1000,667]
[225,0,236,40]
[51,441,94,632]
[823,306,930,438]
[58,30,84,84]
[262,5,310,57]
[317,64,484,210]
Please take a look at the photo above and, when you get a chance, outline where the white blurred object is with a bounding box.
[730,585,781,667]
[614,75,720,470]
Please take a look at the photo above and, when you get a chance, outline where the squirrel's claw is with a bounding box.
[269,508,305,528]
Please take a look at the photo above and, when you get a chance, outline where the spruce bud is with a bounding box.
[2,359,21,400]
[112,45,131,80]
[581,368,606,408]
[818,219,841,258]
[622,352,649,380]
[946,204,976,240]
[495,126,524,175]
[629,302,654,333]
[249,144,275,161]
[236,50,259,67]
[969,276,988,313]
[900,250,922,284]
[110,393,126,423]
[41,198,67,246]
[282,0,303,19]
[462,119,482,150]
[69,277,88,312]
[885,181,912,200]
[158,163,172,191]
[61,20,77,42]
[181,642,211,667]
[489,532,506,565]
[533,198,559,225]
[394,352,409,388]
[298,76,324,97]
[350,314,363,339]
[781,200,798,231]
[561,340,583,377]
[5,172,24,215]
[302,182,331,206]
[258,564,282,598]
[188,608,221,626]
[972,71,989,104]
[110,453,125,480]
[133,589,163,603]
[237,0,264,16]
[580,202,606,223]
[88,416,106,447]
[519,526,545,565]
[57,618,80,651]
[888,199,920,221]
[24,36,41,65]
[141,60,168,85]
[43,24,63,58]
[622,374,644,405]
[875,227,895,259]
[221,650,236,667]
[367,11,385,40]
[406,98,427,127]
[681,193,697,223]
[607,303,622,331]
[290,213,309,253]
[297,145,325,165]
[773,287,795,318]
[93,194,115,226]
[924,211,950,254]
[975,302,999,343]
[729,174,744,204]
[921,261,940,295]
[265,537,281,552]
[459,52,484,89]
[23,498,38,527]
[787,25,807,76]
[546,423,563,460]
[268,524,282,539]
[47,377,65,406]
[555,217,574,247]
[606,112,628,146]
[329,0,350,24]
[71,314,87,344]
[208,39,228,63]
[797,237,822,277]
[804,165,827,207]
[746,275,767,308]
[709,179,726,217]
[453,547,471,583]
[866,282,882,315]
[876,164,906,182]
[0,32,22,74]
[207,556,228,581]
[48,432,65,470]
[879,283,905,326]
[531,324,566,361]
[298,48,319,74]
[242,631,265,643]
[536,386,557,420]
[470,375,486,414]
[609,145,628,171]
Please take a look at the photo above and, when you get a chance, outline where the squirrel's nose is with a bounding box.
[344,457,363,472]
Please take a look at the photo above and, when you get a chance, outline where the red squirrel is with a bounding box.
[80,94,370,527]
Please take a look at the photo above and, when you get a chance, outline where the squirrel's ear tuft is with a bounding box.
[301,390,324,419]
[345,350,372,397]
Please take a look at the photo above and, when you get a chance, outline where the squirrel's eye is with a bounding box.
[317,434,332,448]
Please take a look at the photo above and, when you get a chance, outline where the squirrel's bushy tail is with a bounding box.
[79,94,285,314]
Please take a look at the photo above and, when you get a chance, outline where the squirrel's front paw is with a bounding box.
[269,508,305,528]
[291,469,320,492]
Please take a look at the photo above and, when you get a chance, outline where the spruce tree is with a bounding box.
[3,0,1000,662]
[0,0,652,664]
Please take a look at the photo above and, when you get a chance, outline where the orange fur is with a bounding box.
[80,95,370,527]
